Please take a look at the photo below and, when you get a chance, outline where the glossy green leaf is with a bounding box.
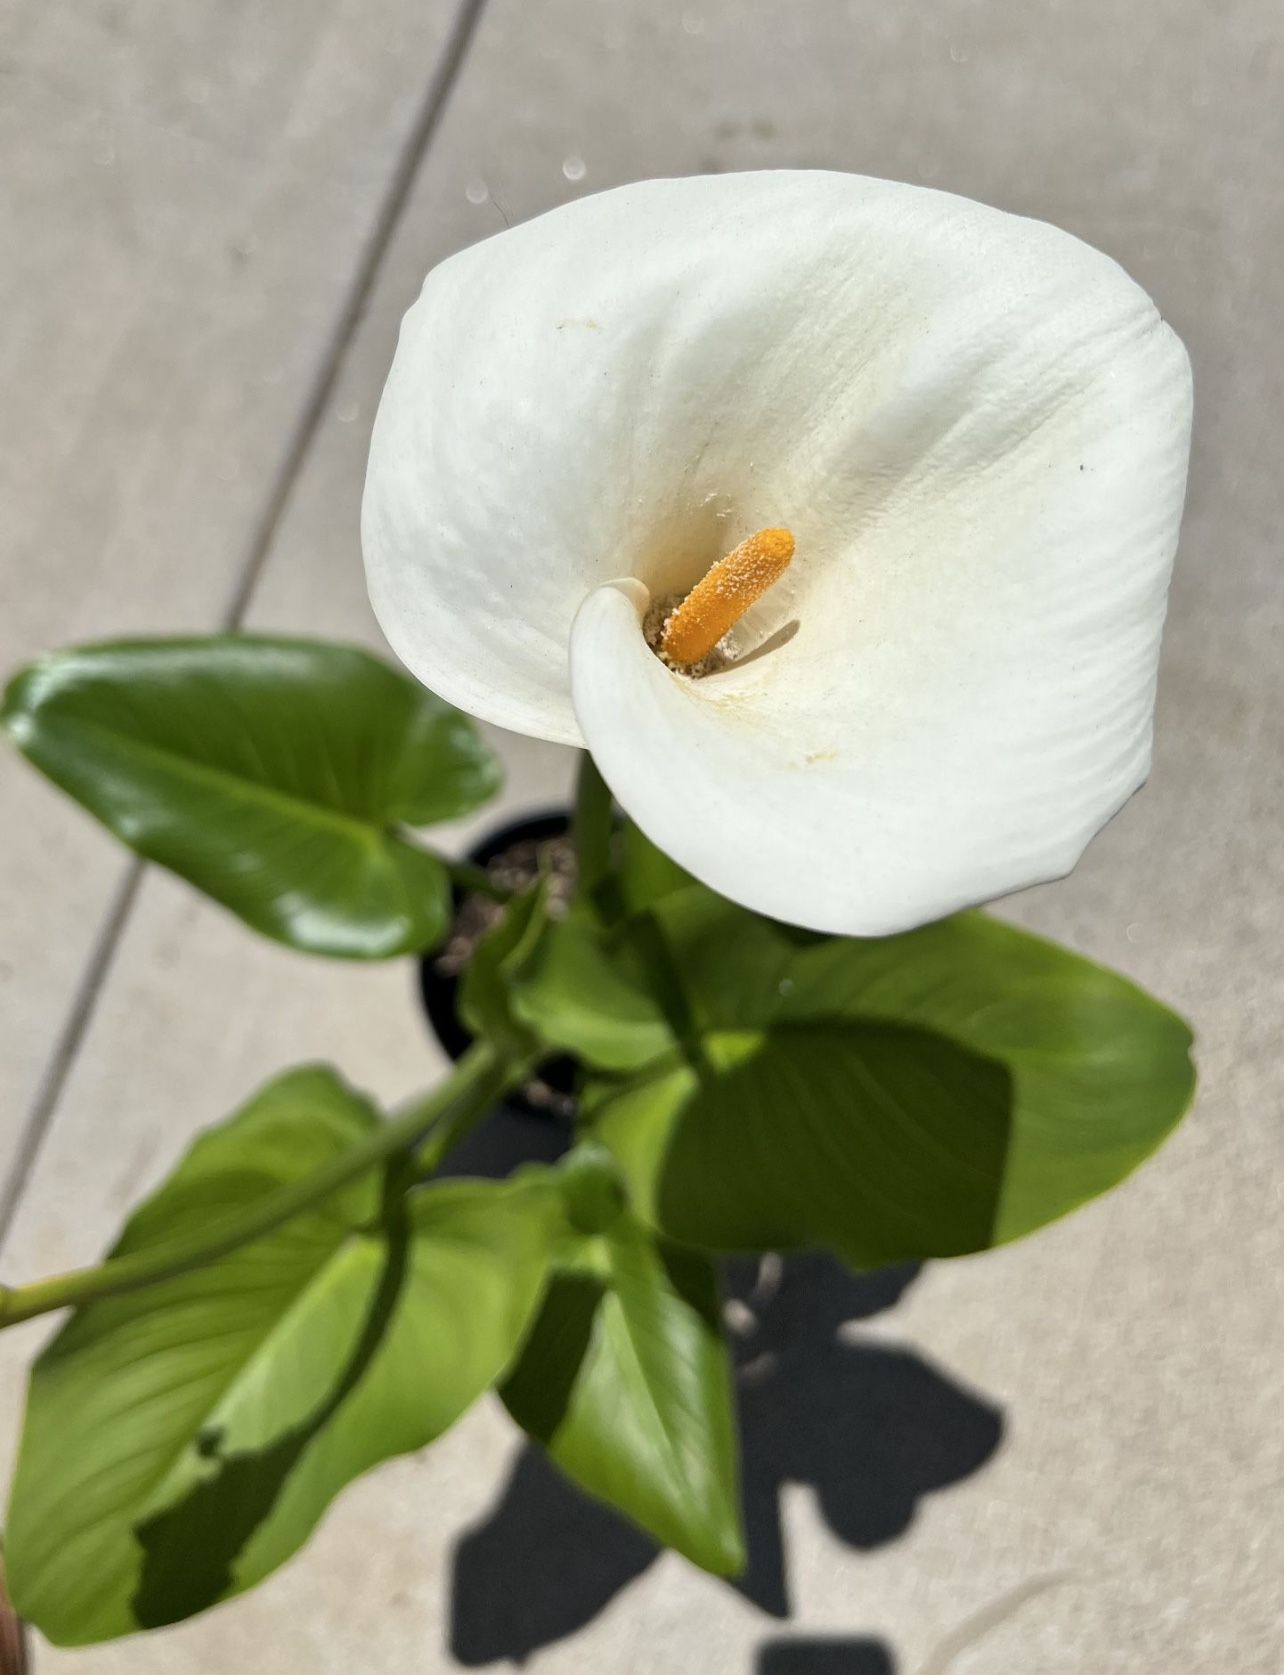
[5,1068,554,1645]
[1,636,501,957]
[589,892,1196,1263]
[501,1204,743,1575]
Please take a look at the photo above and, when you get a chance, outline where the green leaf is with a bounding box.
[457,883,673,1072]
[2,636,501,957]
[508,903,676,1073]
[615,819,697,914]
[5,1068,554,1645]
[589,893,1195,1263]
[505,835,812,1074]
[501,1202,743,1576]
[556,1141,629,1235]
[458,882,551,1062]
[452,819,775,1075]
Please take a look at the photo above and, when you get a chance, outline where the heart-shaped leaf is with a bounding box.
[4,1067,554,1645]
[2,636,501,957]
[501,1205,743,1575]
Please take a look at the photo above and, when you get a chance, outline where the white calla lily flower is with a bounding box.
[363,171,1191,935]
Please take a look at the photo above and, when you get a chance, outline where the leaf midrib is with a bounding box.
[603,1239,723,1529]
[31,711,407,852]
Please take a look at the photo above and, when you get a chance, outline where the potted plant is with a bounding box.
[0,171,1193,1652]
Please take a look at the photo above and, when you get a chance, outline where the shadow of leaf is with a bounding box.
[450,1255,1003,1664]
[756,1637,897,1674]
[451,1447,657,1665]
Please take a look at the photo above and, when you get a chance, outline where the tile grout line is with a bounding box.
[221,0,493,630]
[0,861,144,1254]
[0,0,492,1262]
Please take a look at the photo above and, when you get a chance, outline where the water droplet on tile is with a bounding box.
[465,178,490,205]
[562,154,587,183]
[682,11,706,33]
[335,401,361,424]
[949,43,969,62]
[1125,922,1142,943]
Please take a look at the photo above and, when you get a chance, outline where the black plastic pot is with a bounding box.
[419,810,579,1126]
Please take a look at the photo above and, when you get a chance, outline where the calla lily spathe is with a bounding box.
[363,171,1191,935]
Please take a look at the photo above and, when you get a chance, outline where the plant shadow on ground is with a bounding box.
[444,1111,1005,1669]
[756,1639,897,1674]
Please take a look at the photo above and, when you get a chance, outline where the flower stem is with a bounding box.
[0,1042,523,1333]
[572,751,614,899]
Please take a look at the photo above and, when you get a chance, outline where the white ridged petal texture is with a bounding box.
[363,171,1191,934]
